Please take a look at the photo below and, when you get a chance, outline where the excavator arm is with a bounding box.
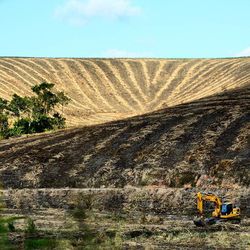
[197,192,222,218]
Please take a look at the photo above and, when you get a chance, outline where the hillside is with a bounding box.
[0,57,250,126]
[1,86,249,189]
[0,57,250,248]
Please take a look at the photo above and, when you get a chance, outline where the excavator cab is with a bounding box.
[221,203,233,215]
[220,203,240,220]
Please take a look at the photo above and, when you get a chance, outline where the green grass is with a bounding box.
[0,218,12,250]
[24,238,58,250]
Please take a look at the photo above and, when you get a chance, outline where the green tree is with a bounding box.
[0,98,9,139]
[57,91,71,115]
[31,82,59,117]
[8,94,31,119]
[0,82,70,139]
[30,82,70,131]
[0,98,8,113]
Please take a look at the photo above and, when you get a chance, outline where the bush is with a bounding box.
[0,113,9,139]
[9,114,66,136]
[8,221,15,232]
[9,118,31,136]
[51,113,66,129]
[25,218,36,235]
[30,115,53,133]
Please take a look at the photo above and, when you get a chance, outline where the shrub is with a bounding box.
[30,115,53,133]
[9,118,31,136]
[0,113,9,139]
[7,221,15,232]
[51,113,66,129]
[25,218,36,235]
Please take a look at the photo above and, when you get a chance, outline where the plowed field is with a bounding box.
[0,57,249,126]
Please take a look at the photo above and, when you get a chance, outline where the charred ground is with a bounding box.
[1,86,249,189]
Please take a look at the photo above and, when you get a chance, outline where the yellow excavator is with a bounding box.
[194,192,241,227]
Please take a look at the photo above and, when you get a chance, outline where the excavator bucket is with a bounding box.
[193,217,217,227]
[193,218,205,227]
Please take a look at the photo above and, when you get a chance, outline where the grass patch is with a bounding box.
[24,238,58,250]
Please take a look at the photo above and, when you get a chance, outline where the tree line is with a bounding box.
[0,82,70,139]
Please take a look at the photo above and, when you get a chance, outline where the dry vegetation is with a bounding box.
[0,57,249,126]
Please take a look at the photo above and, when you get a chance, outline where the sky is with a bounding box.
[0,0,250,58]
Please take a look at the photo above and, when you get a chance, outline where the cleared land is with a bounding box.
[0,57,250,249]
[0,57,249,126]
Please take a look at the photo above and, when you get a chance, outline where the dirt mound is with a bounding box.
[1,86,249,189]
[0,57,250,126]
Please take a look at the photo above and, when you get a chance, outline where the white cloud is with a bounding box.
[235,47,250,57]
[55,0,141,25]
[103,49,153,58]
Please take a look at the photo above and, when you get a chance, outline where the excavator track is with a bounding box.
[193,217,217,227]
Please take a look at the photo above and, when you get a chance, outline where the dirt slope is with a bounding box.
[1,86,249,189]
[0,57,250,126]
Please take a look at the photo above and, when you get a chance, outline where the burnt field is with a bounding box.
[0,86,249,189]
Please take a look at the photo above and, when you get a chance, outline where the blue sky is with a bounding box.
[0,0,250,58]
